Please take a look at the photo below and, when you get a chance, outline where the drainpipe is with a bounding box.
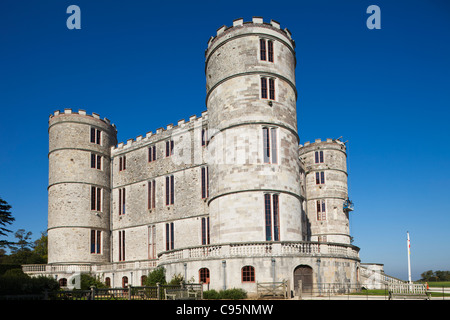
[222,260,227,290]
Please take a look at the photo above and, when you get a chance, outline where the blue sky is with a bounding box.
[0,0,449,280]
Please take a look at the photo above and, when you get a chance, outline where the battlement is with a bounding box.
[299,138,346,150]
[112,110,208,152]
[49,109,117,131]
[206,17,295,53]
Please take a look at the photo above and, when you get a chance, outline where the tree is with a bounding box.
[0,197,15,247]
[33,232,48,263]
[9,229,34,254]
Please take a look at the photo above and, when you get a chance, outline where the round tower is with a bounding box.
[47,109,117,265]
[205,17,303,244]
[299,138,353,244]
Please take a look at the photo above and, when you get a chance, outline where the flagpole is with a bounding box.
[407,231,412,284]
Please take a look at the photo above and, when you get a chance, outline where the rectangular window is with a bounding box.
[119,156,126,171]
[201,217,210,245]
[90,230,101,254]
[268,40,274,62]
[201,167,209,199]
[316,171,325,184]
[148,180,156,210]
[260,38,266,61]
[261,77,268,99]
[315,151,324,163]
[272,194,280,241]
[148,145,156,162]
[166,222,174,250]
[316,200,326,221]
[119,188,126,215]
[91,153,102,170]
[90,128,101,145]
[91,186,101,211]
[201,128,209,147]
[269,78,275,100]
[264,194,272,241]
[166,140,174,157]
[265,194,280,241]
[166,175,174,205]
[119,230,125,261]
[148,225,156,259]
[263,127,278,164]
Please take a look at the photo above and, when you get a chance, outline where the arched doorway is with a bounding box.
[293,265,313,295]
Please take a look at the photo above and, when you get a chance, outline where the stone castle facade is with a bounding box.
[37,17,362,295]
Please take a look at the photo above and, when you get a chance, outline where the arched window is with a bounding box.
[241,266,255,283]
[105,277,111,288]
[122,276,128,288]
[59,278,67,287]
[199,268,210,284]
[141,275,147,286]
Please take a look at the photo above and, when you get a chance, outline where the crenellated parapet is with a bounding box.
[49,108,117,131]
[111,110,208,154]
[205,16,295,55]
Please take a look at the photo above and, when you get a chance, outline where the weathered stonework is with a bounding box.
[39,18,360,295]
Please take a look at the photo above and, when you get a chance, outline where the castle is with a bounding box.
[27,17,370,296]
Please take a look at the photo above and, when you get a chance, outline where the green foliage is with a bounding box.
[144,267,167,286]
[0,268,59,295]
[0,197,15,247]
[421,270,450,282]
[203,288,247,300]
[79,273,107,290]
[168,273,184,285]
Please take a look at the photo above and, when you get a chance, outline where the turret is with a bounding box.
[299,138,352,244]
[47,109,117,264]
[205,17,304,243]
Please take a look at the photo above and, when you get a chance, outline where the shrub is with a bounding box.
[203,288,247,300]
[144,267,167,286]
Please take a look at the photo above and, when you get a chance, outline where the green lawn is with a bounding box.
[426,281,450,288]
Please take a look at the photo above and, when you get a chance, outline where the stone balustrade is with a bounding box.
[23,241,359,276]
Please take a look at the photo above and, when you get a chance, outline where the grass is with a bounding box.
[426,281,450,288]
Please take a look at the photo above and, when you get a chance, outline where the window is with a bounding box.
[263,127,278,164]
[269,78,275,100]
[166,140,174,157]
[265,194,280,241]
[119,188,126,215]
[318,235,327,242]
[148,180,156,210]
[261,77,275,100]
[201,217,210,245]
[199,268,210,284]
[316,171,325,185]
[201,128,209,147]
[201,167,209,199]
[91,153,101,170]
[242,266,255,282]
[315,151,324,164]
[91,186,101,211]
[316,200,326,221]
[90,230,101,254]
[166,222,174,250]
[122,276,128,288]
[166,175,174,205]
[260,39,266,60]
[148,145,156,162]
[119,156,126,171]
[148,225,156,259]
[268,40,274,62]
[261,77,267,99]
[90,127,101,145]
[118,230,126,261]
[260,39,274,62]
